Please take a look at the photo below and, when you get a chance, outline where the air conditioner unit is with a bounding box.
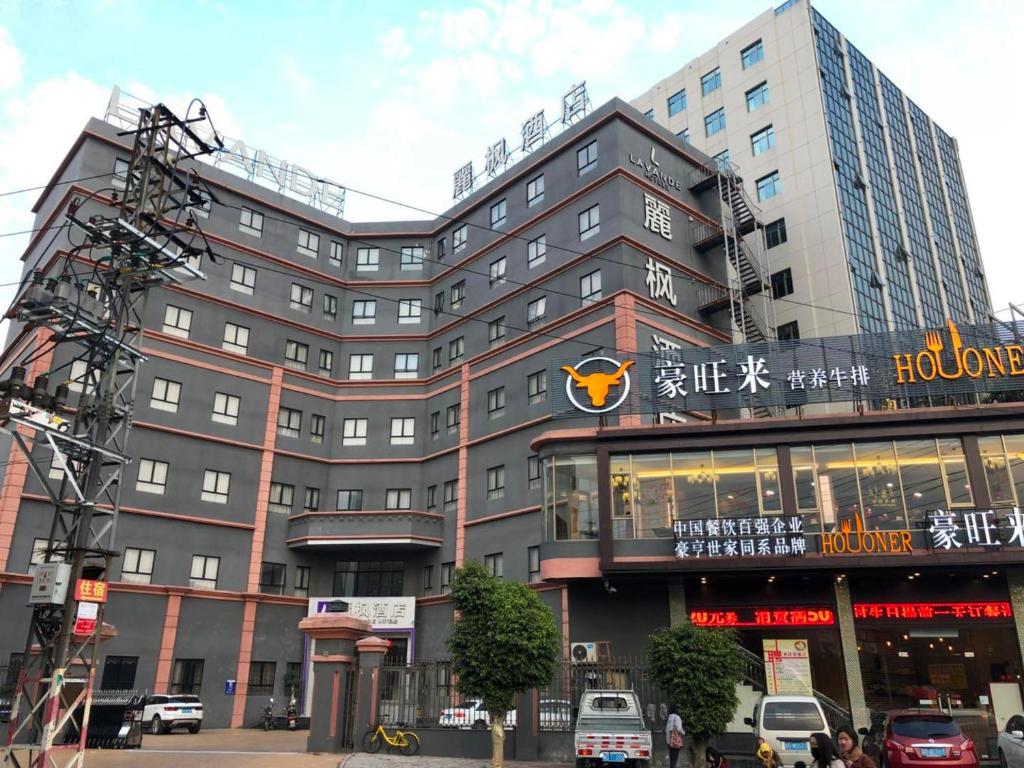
[571,641,598,664]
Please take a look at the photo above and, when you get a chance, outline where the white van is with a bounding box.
[744,694,830,766]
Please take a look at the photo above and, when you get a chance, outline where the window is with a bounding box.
[352,300,376,325]
[453,225,468,253]
[436,237,446,261]
[297,229,320,257]
[319,349,333,376]
[67,359,97,393]
[427,485,437,511]
[101,655,138,690]
[450,281,466,310]
[122,547,155,584]
[294,566,310,598]
[394,353,419,379]
[434,291,445,316]
[580,270,602,303]
[390,417,415,445]
[443,480,458,514]
[751,125,775,156]
[349,354,373,380]
[342,418,368,446]
[527,296,547,326]
[488,316,506,345]
[771,268,794,299]
[432,346,443,370]
[401,246,424,270]
[284,339,309,370]
[269,483,294,514]
[756,170,781,201]
[212,392,240,426]
[489,256,507,285]
[487,466,505,500]
[289,283,313,313]
[223,322,249,354]
[643,108,654,120]
[136,458,168,494]
[150,377,181,413]
[430,411,440,438]
[527,175,544,206]
[712,149,730,170]
[171,659,204,695]
[310,414,325,444]
[277,407,302,439]
[189,555,219,589]
[356,247,379,271]
[337,489,363,511]
[746,81,769,112]
[29,537,48,571]
[528,546,540,582]
[259,563,286,596]
[440,562,454,595]
[201,470,230,504]
[323,294,338,320]
[490,199,507,229]
[188,190,211,219]
[230,263,256,295]
[385,488,412,510]
[449,337,464,363]
[446,404,461,434]
[577,141,598,175]
[423,565,434,596]
[329,241,344,267]
[304,487,320,512]
[248,660,276,694]
[667,89,686,116]
[578,205,600,240]
[742,39,764,69]
[777,320,800,341]
[398,299,422,324]
[333,561,404,598]
[528,455,542,490]
[488,386,506,419]
[528,234,547,268]
[239,207,263,236]
[677,128,690,144]
[704,108,726,137]
[162,305,192,339]
[765,218,788,249]
[484,552,504,579]
[527,370,547,404]
[701,68,721,95]
[112,157,129,189]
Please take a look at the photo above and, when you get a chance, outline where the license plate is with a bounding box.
[180,708,193,714]
[783,741,808,751]
[921,747,945,757]
[603,753,627,763]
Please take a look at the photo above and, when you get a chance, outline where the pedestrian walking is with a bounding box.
[707,745,731,768]
[810,732,846,768]
[665,704,685,768]
[836,725,877,768]
[757,739,782,768]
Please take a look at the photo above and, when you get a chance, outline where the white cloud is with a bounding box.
[648,13,684,55]
[0,26,23,91]
[379,27,412,61]
[278,56,313,95]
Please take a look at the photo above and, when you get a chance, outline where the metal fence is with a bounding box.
[377,660,456,728]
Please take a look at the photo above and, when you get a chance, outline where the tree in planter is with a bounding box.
[448,560,560,768]
[648,622,745,764]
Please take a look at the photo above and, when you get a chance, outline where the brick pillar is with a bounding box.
[1005,568,1024,672]
[834,578,869,727]
[355,635,390,745]
[668,581,687,626]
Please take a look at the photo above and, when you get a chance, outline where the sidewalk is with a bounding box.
[339,755,571,768]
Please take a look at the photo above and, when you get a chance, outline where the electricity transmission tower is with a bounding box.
[1,101,220,768]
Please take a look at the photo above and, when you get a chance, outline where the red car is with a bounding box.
[881,710,978,768]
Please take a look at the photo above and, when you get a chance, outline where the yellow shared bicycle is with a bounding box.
[362,722,420,756]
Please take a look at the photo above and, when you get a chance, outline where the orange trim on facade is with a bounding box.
[529,427,600,452]
[272,445,459,466]
[540,557,602,580]
[614,294,643,428]
[140,342,273,381]
[247,367,283,592]
[310,654,356,664]
[455,363,470,567]
[465,414,553,448]
[230,600,258,727]
[560,585,570,660]
[19,494,256,531]
[285,533,444,546]
[154,593,181,692]
[133,420,263,452]
[633,294,732,343]
[463,505,541,528]
[288,509,443,522]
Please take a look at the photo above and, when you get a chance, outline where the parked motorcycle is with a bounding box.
[286,694,297,731]
[260,698,275,731]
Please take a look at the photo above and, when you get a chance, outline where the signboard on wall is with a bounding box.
[673,516,807,559]
[307,596,416,629]
[763,639,813,695]
[690,606,834,628]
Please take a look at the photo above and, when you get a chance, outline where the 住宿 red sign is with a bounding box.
[74,579,108,603]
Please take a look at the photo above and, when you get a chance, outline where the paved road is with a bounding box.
[341,755,571,768]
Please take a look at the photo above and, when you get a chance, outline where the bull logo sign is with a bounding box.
[561,357,634,414]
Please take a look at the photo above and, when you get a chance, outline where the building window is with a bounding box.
[212,392,240,426]
[394,352,419,379]
[578,205,600,240]
[323,294,338,320]
[400,246,424,270]
[349,353,373,380]
[171,659,204,695]
[423,565,434,596]
[434,291,445,316]
[765,218,788,249]
[337,489,363,511]
[427,485,437,511]
[101,656,139,690]
[450,281,466,310]
[712,149,730,170]
[436,237,446,261]
[527,370,547,404]
[449,337,464,363]
[248,660,276,695]
[188,189,211,219]
[430,411,440,439]
[742,39,764,69]
[489,256,507,285]
[150,377,181,413]
[333,561,404,598]
[342,418,368,446]
[452,225,468,253]
[446,404,461,434]
[112,157,130,189]
[294,566,310,598]
[443,480,458,514]
[487,466,505,500]
[222,322,249,354]
[643,108,654,120]
[577,140,597,175]
[136,458,168,495]
[162,305,192,339]
[490,199,507,229]
[756,171,780,201]
[297,229,320,257]
[67,359,97,394]
[771,268,794,299]
[440,562,454,595]
[527,175,544,206]
[122,547,155,584]
[29,537,48,572]
[277,407,302,439]
[751,125,775,156]
[304,487,321,512]
[390,417,415,445]
[239,207,263,236]
[352,300,376,325]
[487,386,506,419]
[667,89,687,117]
[528,234,547,268]
[189,555,219,590]
[385,488,412,510]
[704,108,726,137]
[580,270,602,303]
[201,470,230,504]
[329,241,344,267]
[527,296,547,326]
[259,563,286,596]
[289,283,313,313]
[528,546,540,582]
[746,81,769,112]
[433,346,443,370]
[230,263,256,295]
[319,349,333,376]
[310,414,325,444]
[677,128,690,144]
[528,455,542,490]
[484,553,504,579]
[398,298,422,324]
[701,67,721,95]
[284,339,309,370]
[777,321,800,341]
[356,247,379,271]
[488,316,506,345]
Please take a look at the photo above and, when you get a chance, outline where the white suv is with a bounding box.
[143,694,203,734]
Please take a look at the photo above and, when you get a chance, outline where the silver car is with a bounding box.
[998,714,1024,768]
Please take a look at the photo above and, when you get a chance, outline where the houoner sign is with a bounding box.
[820,516,913,556]
[893,319,1024,383]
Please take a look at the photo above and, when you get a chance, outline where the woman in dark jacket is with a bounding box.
[810,732,846,768]
[707,746,731,768]
[836,725,877,768]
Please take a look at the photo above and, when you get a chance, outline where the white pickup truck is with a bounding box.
[574,689,653,767]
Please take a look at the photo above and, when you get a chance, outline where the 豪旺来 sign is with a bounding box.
[763,639,813,695]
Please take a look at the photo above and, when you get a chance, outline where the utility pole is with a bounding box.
[1,101,220,768]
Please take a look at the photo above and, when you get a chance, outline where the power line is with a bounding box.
[0,173,115,199]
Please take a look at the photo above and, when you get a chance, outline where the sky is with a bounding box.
[0,0,1021,320]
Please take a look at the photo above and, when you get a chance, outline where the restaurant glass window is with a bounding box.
[791,446,820,530]
[894,439,947,524]
[808,443,862,531]
[854,441,904,530]
[979,435,1015,505]
[609,455,637,538]
[757,448,782,513]
[670,450,716,523]
[630,453,673,539]
[712,449,759,518]
[939,438,973,506]
[545,455,599,540]
[1005,434,1024,505]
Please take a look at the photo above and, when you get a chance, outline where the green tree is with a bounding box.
[448,560,560,768]
[648,622,745,763]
